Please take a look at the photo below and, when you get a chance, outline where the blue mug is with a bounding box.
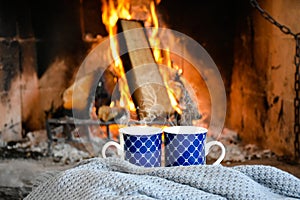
[102,126,162,167]
[164,126,226,167]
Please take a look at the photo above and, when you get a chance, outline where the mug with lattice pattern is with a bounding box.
[102,126,162,167]
[164,126,226,167]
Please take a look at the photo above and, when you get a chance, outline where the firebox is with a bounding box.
[0,0,300,160]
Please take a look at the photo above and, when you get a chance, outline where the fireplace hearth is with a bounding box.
[0,0,300,162]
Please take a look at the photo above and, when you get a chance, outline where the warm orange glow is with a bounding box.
[165,47,172,68]
[102,0,126,75]
[156,0,161,4]
[173,63,183,75]
[101,0,182,115]
[109,101,115,107]
[149,1,162,63]
[101,0,135,112]
[148,2,181,113]
[118,0,131,19]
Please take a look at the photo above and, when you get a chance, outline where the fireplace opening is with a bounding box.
[0,1,300,193]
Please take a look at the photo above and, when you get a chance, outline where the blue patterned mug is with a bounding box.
[164,126,226,167]
[102,126,163,167]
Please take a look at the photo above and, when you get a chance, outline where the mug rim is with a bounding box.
[163,126,207,135]
[119,126,162,136]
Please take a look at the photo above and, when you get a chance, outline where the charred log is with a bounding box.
[117,19,173,120]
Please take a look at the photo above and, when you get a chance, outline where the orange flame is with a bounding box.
[102,0,135,111]
[149,1,162,63]
[101,0,181,114]
[148,2,182,114]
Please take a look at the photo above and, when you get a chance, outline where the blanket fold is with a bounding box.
[25,158,300,200]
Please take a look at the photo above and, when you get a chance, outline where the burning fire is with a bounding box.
[101,0,135,111]
[101,0,182,115]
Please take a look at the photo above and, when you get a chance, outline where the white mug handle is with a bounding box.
[101,141,124,158]
[205,141,226,165]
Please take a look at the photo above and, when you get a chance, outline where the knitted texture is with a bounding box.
[25,157,300,200]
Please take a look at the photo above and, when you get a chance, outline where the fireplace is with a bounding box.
[0,0,299,161]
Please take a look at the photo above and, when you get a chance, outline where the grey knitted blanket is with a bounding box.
[25,157,300,200]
